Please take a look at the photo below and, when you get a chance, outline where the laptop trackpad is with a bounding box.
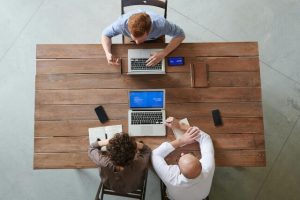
[141,126,154,135]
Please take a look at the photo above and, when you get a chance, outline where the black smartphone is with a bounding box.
[212,109,222,126]
[95,106,109,123]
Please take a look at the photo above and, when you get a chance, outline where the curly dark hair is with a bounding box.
[106,133,137,166]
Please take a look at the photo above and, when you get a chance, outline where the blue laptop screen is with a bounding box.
[129,91,164,109]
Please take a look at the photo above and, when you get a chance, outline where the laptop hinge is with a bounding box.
[131,109,161,111]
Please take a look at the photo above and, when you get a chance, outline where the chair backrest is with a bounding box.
[121,0,168,18]
[95,170,148,200]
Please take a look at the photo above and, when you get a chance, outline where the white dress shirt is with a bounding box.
[152,131,215,200]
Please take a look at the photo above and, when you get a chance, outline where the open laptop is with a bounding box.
[127,49,166,75]
[128,89,166,136]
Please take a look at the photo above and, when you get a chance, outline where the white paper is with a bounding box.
[88,125,123,143]
[172,118,190,139]
[88,125,123,151]
[104,125,123,139]
[88,127,106,144]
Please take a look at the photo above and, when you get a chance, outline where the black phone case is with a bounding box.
[95,106,109,123]
[212,109,222,126]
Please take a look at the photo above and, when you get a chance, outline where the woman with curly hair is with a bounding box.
[88,132,151,194]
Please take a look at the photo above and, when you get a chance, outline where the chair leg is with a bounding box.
[95,182,103,200]
[160,180,168,200]
[141,170,148,200]
[100,184,104,200]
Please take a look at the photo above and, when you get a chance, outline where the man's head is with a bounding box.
[107,133,137,166]
[128,12,152,44]
[178,153,202,179]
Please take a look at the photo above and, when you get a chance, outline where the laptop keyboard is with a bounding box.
[131,112,163,125]
[130,58,162,70]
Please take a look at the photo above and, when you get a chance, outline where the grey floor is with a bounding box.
[0,0,300,199]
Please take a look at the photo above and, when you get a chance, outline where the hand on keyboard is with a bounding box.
[146,51,166,67]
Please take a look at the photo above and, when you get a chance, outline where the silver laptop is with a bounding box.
[128,49,166,75]
[128,89,166,136]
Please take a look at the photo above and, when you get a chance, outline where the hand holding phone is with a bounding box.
[95,106,109,123]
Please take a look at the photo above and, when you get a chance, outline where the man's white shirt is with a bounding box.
[151,131,215,200]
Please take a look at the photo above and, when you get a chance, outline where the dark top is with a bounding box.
[88,141,151,194]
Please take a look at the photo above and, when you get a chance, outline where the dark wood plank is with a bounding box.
[34,149,265,169]
[34,152,94,169]
[37,57,259,75]
[36,44,106,59]
[35,102,263,121]
[35,73,191,89]
[211,134,265,150]
[36,43,258,59]
[166,42,258,57]
[191,62,208,87]
[34,134,264,153]
[36,73,261,89]
[166,88,261,103]
[215,150,266,167]
[35,117,263,137]
[209,72,260,87]
[35,88,261,105]
[36,59,120,74]
[36,89,128,104]
[35,120,127,137]
[199,57,260,72]
[35,137,89,153]
[35,104,128,120]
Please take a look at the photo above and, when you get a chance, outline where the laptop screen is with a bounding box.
[129,91,164,109]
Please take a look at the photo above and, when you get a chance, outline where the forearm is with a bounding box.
[170,138,184,149]
[162,36,185,56]
[88,141,110,166]
[101,35,112,56]
[197,131,215,170]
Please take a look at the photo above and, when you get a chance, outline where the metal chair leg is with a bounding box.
[95,182,103,200]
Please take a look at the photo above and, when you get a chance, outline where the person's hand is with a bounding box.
[165,117,181,129]
[98,139,109,147]
[165,116,190,131]
[146,51,166,67]
[179,127,200,146]
[136,141,144,150]
[106,53,120,66]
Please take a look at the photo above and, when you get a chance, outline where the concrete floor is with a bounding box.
[0,0,300,199]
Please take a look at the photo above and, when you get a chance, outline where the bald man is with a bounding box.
[151,117,215,200]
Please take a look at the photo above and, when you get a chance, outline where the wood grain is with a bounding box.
[37,43,258,59]
[198,57,260,72]
[191,62,208,87]
[35,102,262,121]
[34,133,264,153]
[34,149,265,169]
[37,57,259,75]
[34,43,264,168]
[35,117,263,137]
[35,73,191,89]
[36,59,120,74]
[34,152,93,169]
[35,88,261,105]
[36,73,261,89]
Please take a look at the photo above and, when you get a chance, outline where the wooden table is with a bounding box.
[34,42,265,169]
